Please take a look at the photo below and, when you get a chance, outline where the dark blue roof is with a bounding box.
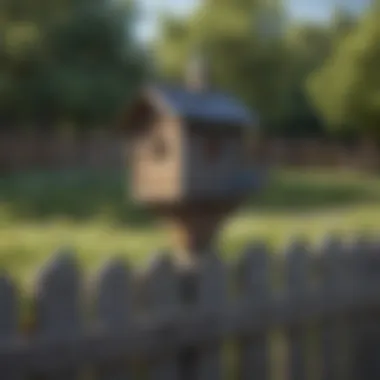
[154,85,255,126]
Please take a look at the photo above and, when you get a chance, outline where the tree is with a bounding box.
[42,1,145,129]
[0,0,146,130]
[307,7,380,139]
[155,0,288,130]
[277,22,334,137]
[330,6,359,43]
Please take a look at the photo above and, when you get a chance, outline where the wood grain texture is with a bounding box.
[34,250,83,380]
[0,240,378,379]
[94,258,134,380]
[284,240,311,380]
[236,242,270,380]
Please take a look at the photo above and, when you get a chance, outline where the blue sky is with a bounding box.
[136,0,197,42]
[136,0,372,42]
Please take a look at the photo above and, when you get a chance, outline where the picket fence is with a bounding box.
[1,236,380,380]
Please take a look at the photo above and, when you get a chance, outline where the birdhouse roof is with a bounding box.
[153,85,256,126]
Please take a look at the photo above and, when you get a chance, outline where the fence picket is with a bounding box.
[0,273,23,380]
[94,258,134,380]
[351,237,380,380]
[369,240,380,379]
[319,236,345,380]
[197,252,227,380]
[177,262,200,380]
[284,240,311,380]
[362,239,380,380]
[0,236,379,380]
[236,242,270,380]
[349,237,371,380]
[143,253,179,380]
[34,250,83,379]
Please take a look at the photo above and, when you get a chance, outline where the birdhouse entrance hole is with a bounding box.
[151,135,168,160]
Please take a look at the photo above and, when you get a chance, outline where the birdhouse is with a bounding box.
[120,53,264,261]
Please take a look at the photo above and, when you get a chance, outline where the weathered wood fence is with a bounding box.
[1,132,378,173]
[1,236,380,379]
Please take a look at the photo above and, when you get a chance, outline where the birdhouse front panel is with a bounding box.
[126,96,184,205]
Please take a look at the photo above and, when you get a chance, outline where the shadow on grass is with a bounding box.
[1,168,380,226]
[0,168,155,226]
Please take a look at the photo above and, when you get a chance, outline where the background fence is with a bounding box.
[0,131,126,173]
[0,132,379,173]
[1,236,380,379]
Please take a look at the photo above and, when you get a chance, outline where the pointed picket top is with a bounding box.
[196,251,227,380]
[144,251,179,311]
[147,250,173,274]
[0,274,23,380]
[283,238,311,380]
[355,232,376,257]
[347,234,376,379]
[97,257,130,280]
[34,247,82,336]
[319,234,345,288]
[0,273,18,339]
[36,247,79,292]
[318,235,346,380]
[319,234,345,264]
[239,241,268,269]
[238,241,270,298]
[284,238,311,293]
[366,238,380,288]
[350,233,373,258]
[319,234,343,254]
[236,243,270,380]
[353,232,373,245]
[95,257,132,330]
[319,234,346,260]
[348,234,373,285]
[144,251,180,380]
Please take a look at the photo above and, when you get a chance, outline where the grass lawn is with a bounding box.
[1,167,380,291]
[0,167,378,378]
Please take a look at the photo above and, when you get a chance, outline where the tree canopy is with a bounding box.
[0,0,146,130]
[154,0,363,138]
[307,6,380,138]
[155,0,288,130]
[0,0,375,140]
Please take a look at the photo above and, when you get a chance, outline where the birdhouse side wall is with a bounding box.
[130,116,184,204]
[183,128,244,198]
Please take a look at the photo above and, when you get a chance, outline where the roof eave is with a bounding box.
[143,86,181,120]
[117,85,182,131]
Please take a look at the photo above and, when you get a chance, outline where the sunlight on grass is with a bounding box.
[1,168,380,291]
[1,168,378,379]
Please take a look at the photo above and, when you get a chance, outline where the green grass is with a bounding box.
[0,167,377,376]
[1,167,380,291]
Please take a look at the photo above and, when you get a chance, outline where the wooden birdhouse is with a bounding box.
[121,53,263,262]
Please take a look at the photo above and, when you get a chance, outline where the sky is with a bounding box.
[136,0,372,43]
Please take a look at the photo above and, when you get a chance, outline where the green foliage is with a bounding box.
[154,0,361,138]
[273,23,334,137]
[155,0,288,129]
[2,168,380,289]
[0,0,374,138]
[0,0,146,130]
[307,7,380,137]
